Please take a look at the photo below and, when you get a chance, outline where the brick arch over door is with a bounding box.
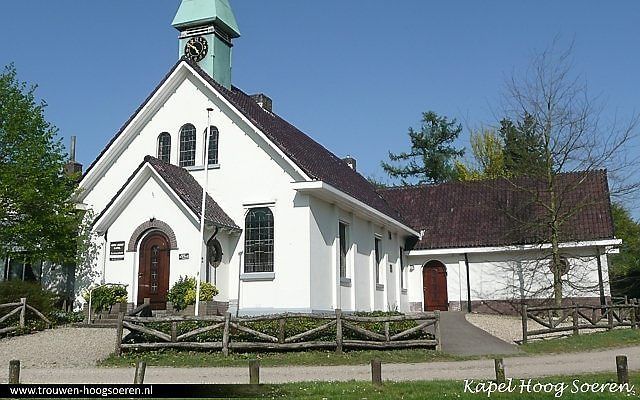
[127,219,178,252]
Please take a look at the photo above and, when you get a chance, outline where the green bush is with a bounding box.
[83,285,128,313]
[167,276,219,311]
[49,310,85,325]
[0,280,56,316]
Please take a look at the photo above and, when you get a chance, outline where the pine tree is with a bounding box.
[382,111,465,185]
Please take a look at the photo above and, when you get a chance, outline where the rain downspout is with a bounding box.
[464,253,472,313]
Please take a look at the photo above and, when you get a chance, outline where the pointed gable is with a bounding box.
[94,156,239,231]
[82,58,408,229]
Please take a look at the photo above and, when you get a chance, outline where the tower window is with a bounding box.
[244,208,274,273]
[179,123,196,167]
[157,132,171,162]
[208,126,219,165]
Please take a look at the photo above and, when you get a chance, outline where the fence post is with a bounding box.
[19,298,26,329]
[115,312,124,356]
[494,358,506,383]
[222,312,231,356]
[630,304,637,330]
[278,318,285,344]
[434,310,442,352]
[249,360,260,384]
[371,359,382,386]
[134,361,147,384]
[335,309,343,354]
[572,305,579,336]
[384,322,390,343]
[616,355,628,384]
[607,305,614,331]
[171,322,178,342]
[8,360,20,384]
[521,305,528,344]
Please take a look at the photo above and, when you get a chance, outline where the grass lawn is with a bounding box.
[521,328,640,354]
[30,373,639,399]
[272,373,639,399]
[99,348,468,368]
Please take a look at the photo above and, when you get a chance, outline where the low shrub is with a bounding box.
[49,310,85,325]
[167,276,219,311]
[83,285,128,313]
[0,280,56,316]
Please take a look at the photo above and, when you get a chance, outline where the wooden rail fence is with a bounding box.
[521,303,639,343]
[115,309,440,356]
[0,298,52,335]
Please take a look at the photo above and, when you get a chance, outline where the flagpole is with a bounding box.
[195,107,214,317]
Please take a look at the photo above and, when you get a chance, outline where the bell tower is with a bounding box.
[172,0,241,89]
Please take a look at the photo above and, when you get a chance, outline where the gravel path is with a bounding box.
[465,313,528,344]
[465,313,606,344]
[2,346,639,384]
[0,327,116,368]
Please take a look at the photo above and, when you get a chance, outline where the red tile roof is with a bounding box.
[378,170,615,250]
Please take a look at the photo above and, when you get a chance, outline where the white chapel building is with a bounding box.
[75,0,620,315]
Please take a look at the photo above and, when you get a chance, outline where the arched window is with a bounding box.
[157,132,171,162]
[244,208,274,273]
[208,126,219,165]
[179,123,196,167]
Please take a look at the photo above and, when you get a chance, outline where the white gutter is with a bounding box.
[292,181,419,237]
[407,238,622,256]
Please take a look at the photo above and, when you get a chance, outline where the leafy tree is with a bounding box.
[455,128,507,181]
[609,204,640,298]
[0,64,80,265]
[382,111,465,185]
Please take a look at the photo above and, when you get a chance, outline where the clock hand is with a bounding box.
[187,43,199,53]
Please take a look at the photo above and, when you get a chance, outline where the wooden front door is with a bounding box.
[423,261,448,311]
[138,233,170,310]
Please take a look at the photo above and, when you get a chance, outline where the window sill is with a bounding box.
[240,272,275,281]
[376,284,384,291]
[185,164,220,171]
[340,277,352,287]
[401,289,408,295]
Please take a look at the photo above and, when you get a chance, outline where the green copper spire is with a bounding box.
[172,0,241,89]
[172,0,240,38]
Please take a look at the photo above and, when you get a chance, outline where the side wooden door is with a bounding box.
[423,261,449,311]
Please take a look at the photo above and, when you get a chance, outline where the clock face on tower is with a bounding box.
[184,36,208,62]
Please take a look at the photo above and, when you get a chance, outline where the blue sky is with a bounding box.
[1,1,639,211]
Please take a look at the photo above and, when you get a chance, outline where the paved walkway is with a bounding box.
[2,346,639,384]
[438,312,521,356]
